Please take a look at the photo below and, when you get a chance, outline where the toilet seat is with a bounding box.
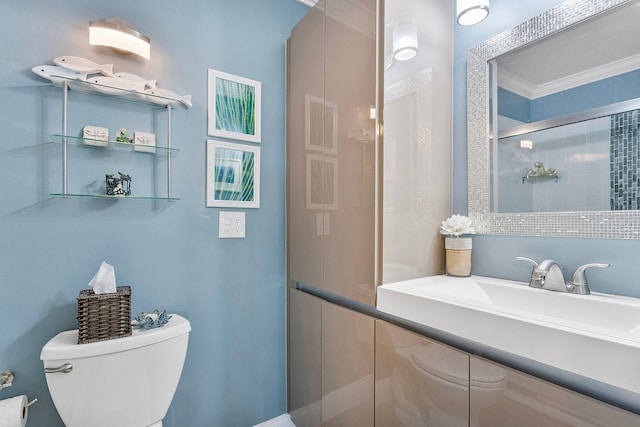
[411,345,507,389]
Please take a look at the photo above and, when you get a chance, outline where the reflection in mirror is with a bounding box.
[467,0,640,238]
[489,0,640,214]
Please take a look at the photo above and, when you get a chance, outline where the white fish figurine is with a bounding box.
[31,65,87,85]
[86,76,146,95]
[114,72,158,89]
[145,87,192,108]
[53,56,113,76]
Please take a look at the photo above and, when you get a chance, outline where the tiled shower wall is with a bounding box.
[611,109,640,210]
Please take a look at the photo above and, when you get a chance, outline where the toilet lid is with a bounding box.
[411,345,507,388]
[40,314,191,361]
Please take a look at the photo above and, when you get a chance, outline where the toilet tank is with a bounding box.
[40,314,191,427]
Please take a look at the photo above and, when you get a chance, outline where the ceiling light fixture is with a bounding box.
[457,0,489,26]
[89,18,151,60]
[392,24,418,61]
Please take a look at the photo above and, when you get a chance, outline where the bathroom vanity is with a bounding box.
[290,283,640,426]
[376,275,640,425]
[376,319,640,426]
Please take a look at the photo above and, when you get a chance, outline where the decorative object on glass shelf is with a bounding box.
[440,215,476,277]
[207,69,261,143]
[82,125,109,147]
[115,128,131,143]
[106,172,132,196]
[133,131,156,153]
[522,161,560,184]
[132,310,172,329]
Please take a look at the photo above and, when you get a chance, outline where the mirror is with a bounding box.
[467,0,640,238]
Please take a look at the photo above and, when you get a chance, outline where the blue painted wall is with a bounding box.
[0,1,308,426]
[453,0,640,298]
[498,69,640,123]
[531,69,640,121]
[498,87,531,123]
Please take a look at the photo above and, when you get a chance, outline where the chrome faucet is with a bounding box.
[566,263,610,295]
[533,259,567,292]
[516,257,609,294]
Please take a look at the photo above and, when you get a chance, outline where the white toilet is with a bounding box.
[40,314,191,427]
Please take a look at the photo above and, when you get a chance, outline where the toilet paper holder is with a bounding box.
[0,371,14,390]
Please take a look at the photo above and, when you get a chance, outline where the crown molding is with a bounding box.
[500,53,640,100]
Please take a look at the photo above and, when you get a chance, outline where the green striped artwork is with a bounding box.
[215,77,255,136]
[206,139,260,208]
[214,148,255,202]
[208,69,261,143]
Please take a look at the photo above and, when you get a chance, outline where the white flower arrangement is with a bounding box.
[440,214,476,237]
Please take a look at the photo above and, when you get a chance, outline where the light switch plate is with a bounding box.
[219,211,245,238]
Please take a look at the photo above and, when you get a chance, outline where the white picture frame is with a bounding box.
[208,69,262,143]
[305,94,338,155]
[206,140,260,208]
[306,153,338,210]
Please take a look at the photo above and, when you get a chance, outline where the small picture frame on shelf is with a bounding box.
[133,131,156,154]
[82,126,109,147]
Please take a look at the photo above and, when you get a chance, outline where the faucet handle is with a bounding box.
[569,263,610,295]
[516,257,541,288]
[516,256,538,268]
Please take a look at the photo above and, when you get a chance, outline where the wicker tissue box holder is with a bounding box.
[77,285,132,344]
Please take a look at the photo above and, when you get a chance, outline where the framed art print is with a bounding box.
[206,140,260,208]
[305,94,338,155]
[208,69,261,143]
[305,153,338,210]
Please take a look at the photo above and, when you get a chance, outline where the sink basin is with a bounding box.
[377,275,640,394]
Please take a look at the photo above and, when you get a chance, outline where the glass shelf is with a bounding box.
[521,175,560,184]
[50,75,187,108]
[50,193,180,202]
[49,134,179,154]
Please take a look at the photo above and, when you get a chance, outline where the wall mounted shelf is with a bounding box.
[49,193,180,202]
[521,174,560,184]
[51,79,182,201]
[49,134,180,154]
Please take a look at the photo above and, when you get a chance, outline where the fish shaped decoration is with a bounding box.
[144,88,192,108]
[53,56,113,76]
[31,65,87,85]
[86,76,146,95]
[114,72,158,89]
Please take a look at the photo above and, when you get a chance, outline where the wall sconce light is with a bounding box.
[457,0,489,26]
[89,18,151,60]
[392,24,418,61]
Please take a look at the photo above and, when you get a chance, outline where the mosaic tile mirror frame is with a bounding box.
[467,0,640,239]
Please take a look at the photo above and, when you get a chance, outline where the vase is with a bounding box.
[445,237,472,277]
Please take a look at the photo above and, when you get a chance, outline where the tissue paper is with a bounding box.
[88,261,117,294]
[0,395,28,427]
